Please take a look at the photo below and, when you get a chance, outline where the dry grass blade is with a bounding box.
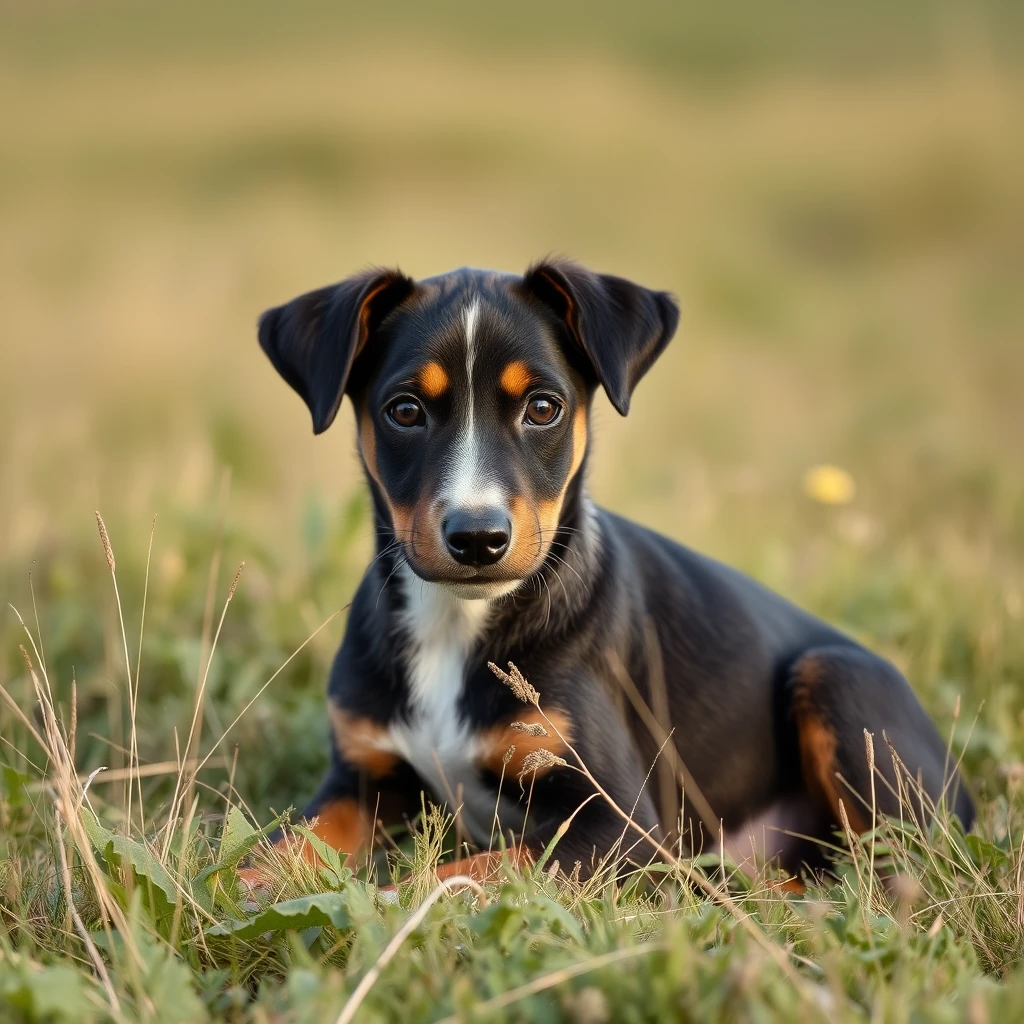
[186,606,346,783]
[53,805,122,1018]
[6,612,145,974]
[333,876,488,1024]
[499,660,818,998]
[162,561,244,858]
[95,511,143,831]
[604,649,719,841]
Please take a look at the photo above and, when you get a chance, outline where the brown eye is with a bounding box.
[387,398,425,428]
[524,395,562,426]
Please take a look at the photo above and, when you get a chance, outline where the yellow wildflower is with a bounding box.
[803,464,856,505]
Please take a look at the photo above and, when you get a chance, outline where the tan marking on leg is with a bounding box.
[237,798,376,887]
[476,708,573,778]
[329,704,399,778]
[499,360,533,397]
[773,877,806,895]
[433,845,534,882]
[419,361,449,398]
[792,660,872,835]
[302,798,373,864]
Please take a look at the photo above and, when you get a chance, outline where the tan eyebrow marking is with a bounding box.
[418,361,449,398]
[499,360,533,397]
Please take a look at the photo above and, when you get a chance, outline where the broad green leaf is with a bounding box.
[207,891,351,940]
[291,824,353,886]
[141,944,210,1024]
[1,765,30,810]
[80,808,178,921]
[0,962,92,1021]
[220,805,258,868]
[192,810,288,908]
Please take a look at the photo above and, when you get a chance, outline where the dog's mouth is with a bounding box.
[396,543,538,600]
[401,560,528,599]
[438,578,525,600]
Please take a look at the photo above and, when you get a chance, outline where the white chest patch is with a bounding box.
[386,568,523,844]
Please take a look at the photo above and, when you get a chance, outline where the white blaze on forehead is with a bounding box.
[463,298,480,381]
[442,298,505,511]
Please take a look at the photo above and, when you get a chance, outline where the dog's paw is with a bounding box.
[376,883,401,905]
[235,863,273,895]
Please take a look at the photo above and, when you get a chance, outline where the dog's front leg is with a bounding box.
[237,752,422,888]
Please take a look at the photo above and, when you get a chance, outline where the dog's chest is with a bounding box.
[387,578,521,843]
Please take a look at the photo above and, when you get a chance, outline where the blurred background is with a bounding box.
[1,0,1021,819]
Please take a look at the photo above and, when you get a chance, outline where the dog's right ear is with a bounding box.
[258,268,415,434]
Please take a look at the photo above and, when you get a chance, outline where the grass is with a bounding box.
[3,539,1024,1023]
[2,0,1024,1020]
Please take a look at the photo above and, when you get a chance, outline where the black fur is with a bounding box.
[257,260,974,880]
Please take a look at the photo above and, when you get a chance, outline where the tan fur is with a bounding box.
[538,406,588,534]
[329,704,399,778]
[359,413,413,537]
[476,707,573,778]
[499,360,532,397]
[792,659,871,834]
[419,360,450,398]
[431,845,533,883]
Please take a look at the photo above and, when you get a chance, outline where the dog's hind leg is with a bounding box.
[786,645,974,839]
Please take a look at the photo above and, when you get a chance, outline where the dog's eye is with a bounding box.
[524,395,562,426]
[387,399,425,428]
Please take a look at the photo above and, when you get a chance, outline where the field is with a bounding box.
[1,1,1024,1020]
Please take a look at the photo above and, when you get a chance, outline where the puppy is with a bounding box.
[255,259,973,883]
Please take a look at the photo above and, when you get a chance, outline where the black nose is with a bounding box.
[443,509,511,567]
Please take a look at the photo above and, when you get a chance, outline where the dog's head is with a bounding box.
[259,260,678,598]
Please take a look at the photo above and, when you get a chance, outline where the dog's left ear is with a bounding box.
[258,268,415,434]
[521,259,679,415]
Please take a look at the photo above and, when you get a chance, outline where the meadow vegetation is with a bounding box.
[1,1,1023,1020]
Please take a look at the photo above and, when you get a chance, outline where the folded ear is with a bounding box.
[521,259,679,415]
[258,268,415,434]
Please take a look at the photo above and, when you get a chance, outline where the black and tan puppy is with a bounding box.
[256,259,973,884]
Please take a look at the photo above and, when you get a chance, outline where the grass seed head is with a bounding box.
[489,661,539,705]
[511,720,547,737]
[227,562,245,601]
[94,512,115,573]
[518,749,567,778]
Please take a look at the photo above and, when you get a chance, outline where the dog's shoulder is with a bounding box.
[597,507,849,658]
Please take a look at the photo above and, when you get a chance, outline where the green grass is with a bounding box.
[2,1,1024,1020]
[3,514,1024,1022]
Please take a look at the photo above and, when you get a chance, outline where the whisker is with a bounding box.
[375,556,408,609]
[546,551,587,590]
[545,561,571,605]
[539,571,553,631]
